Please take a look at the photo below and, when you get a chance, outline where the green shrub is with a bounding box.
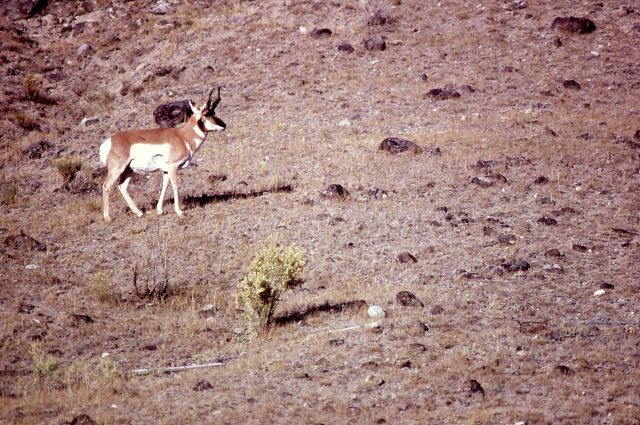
[54,157,82,184]
[30,342,59,379]
[22,73,40,99]
[236,241,306,332]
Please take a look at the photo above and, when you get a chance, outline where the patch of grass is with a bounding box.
[22,73,41,99]
[10,110,40,131]
[53,157,82,185]
[90,271,119,304]
[236,240,306,333]
[30,342,59,379]
[0,181,18,206]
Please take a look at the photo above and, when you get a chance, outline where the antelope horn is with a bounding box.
[208,86,221,111]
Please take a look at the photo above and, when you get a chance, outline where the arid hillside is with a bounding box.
[1,1,639,424]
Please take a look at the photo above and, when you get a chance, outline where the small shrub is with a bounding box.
[90,271,118,304]
[0,182,18,205]
[30,342,59,379]
[11,110,40,131]
[54,157,82,185]
[236,241,306,332]
[22,73,40,99]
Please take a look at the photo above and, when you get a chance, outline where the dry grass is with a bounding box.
[0,0,639,424]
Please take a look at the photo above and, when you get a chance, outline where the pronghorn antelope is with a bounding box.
[99,87,226,222]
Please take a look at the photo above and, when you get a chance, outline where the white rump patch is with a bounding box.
[99,138,112,165]
[129,143,172,173]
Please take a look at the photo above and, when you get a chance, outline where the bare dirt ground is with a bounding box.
[1,0,639,424]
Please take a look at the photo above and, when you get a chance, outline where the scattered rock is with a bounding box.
[474,159,502,169]
[7,0,48,20]
[320,184,349,200]
[367,187,388,200]
[599,283,614,290]
[337,42,354,53]
[634,130,640,141]
[193,380,213,391]
[22,140,53,159]
[4,231,46,252]
[534,176,549,185]
[378,137,423,154]
[505,156,531,167]
[537,216,557,226]
[198,304,216,318]
[418,73,428,82]
[396,291,424,307]
[563,79,581,90]
[424,147,441,156]
[17,302,35,314]
[572,244,588,252]
[412,320,429,334]
[70,313,94,325]
[76,43,92,57]
[469,379,485,396]
[153,99,191,128]
[142,344,157,351]
[555,365,574,376]
[62,414,97,425]
[543,264,563,273]
[367,305,386,319]
[544,248,563,257]
[364,35,386,51]
[150,0,171,14]
[593,289,606,296]
[397,252,417,264]
[460,84,476,94]
[329,338,345,347]
[471,174,506,188]
[208,174,228,184]
[80,117,99,127]
[502,260,530,272]
[553,37,562,47]
[545,127,558,137]
[551,16,596,34]
[497,234,517,244]
[430,305,444,315]
[399,360,412,368]
[426,87,460,100]
[310,28,332,38]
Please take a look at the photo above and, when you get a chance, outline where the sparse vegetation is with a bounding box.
[0,181,18,205]
[30,342,59,380]
[90,271,119,304]
[22,73,40,99]
[236,241,306,332]
[53,157,82,185]
[10,110,39,131]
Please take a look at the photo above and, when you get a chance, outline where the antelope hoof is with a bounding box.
[135,211,143,218]
[176,210,184,217]
[156,209,164,216]
[104,215,112,223]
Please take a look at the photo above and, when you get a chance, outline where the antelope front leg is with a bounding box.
[157,172,170,215]
[167,166,184,216]
[118,169,143,218]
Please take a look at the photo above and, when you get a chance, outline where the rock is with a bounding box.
[154,99,192,128]
[430,305,444,315]
[551,17,596,34]
[320,184,349,200]
[208,174,227,184]
[396,291,424,307]
[543,264,563,273]
[545,127,558,137]
[367,187,388,200]
[471,176,493,188]
[563,79,581,90]
[22,140,52,159]
[544,248,563,257]
[198,304,216,318]
[364,35,386,51]
[424,147,441,156]
[599,283,614,290]
[555,365,574,376]
[193,380,213,391]
[378,137,423,154]
[62,414,96,425]
[593,289,605,296]
[336,42,354,53]
[502,260,530,272]
[418,73,428,82]
[7,0,48,20]
[4,231,46,252]
[469,379,485,396]
[150,0,171,14]
[76,43,92,57]
[397,252,417,264]
[572,244,588,252]
[80,117,99,127]
[310,28,332,38]
[329,338,345,347]
[634,130,640,141]
[497,234,517,244]
[534,176,549,184]
[554,37,562,47]
[70,313,94,324]
[367,305,385,319]
[537,216,557,225]
[412,320,429,334]
[426,87,460,100]
[475,159,502,169]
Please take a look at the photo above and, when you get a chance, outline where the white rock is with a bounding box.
[367,305,385,319]
[594,289,606,296]
[76,43,92,57]
[25,264,38,270]
[338,119,351,127]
